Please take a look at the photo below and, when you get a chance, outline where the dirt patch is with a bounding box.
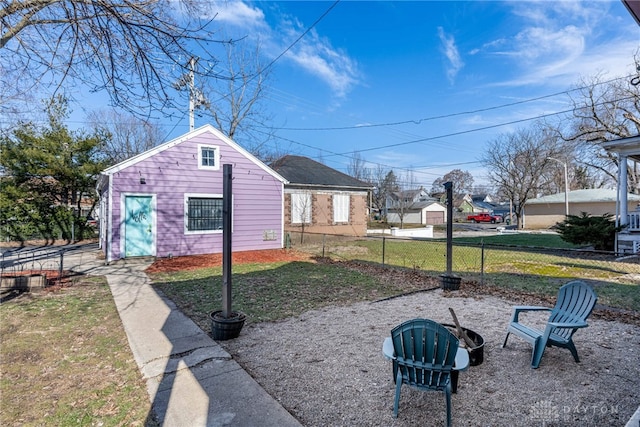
[316,259,640,326]
[146,249,312,273]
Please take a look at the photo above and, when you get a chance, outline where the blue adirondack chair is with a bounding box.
[502,280,598,369]
[382,318,469,426]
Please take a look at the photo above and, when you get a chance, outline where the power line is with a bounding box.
[165,1,341,138]
[256,92,638,182]
[252,128,480,181]
[275,75,632,132]
[202,0,341,107]
[328,95,638,157]
[261,1,341,76]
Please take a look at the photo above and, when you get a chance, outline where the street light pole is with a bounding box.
[547,157,569,216]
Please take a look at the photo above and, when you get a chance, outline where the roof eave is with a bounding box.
[285,183,373,191]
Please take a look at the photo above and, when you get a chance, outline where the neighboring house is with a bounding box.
[97,125,287,263]
[455,196,475,213]
[386,200,447,225]
[471,194,494,204]
[386,188,430,208]
[386,188,445,225]
[602,136,640,253]
[604,10,640,253]
[269,155,372,237]
[470,194,497,212]
[523,189,640,230]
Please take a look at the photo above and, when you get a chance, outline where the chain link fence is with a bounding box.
[1,244,99,296]
[285,231,640,286]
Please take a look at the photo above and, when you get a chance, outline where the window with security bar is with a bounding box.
[187,197,223,231]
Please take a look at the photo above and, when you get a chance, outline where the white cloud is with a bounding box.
[476,1,637,87]
[205,1,267,28]
[285,28,361,98]
[462,115,487,126]
[438,27,464,84]
[203,2,361,99]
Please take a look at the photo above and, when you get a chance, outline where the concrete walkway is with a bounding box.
[51,246,301,427]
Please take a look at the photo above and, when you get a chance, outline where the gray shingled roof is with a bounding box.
[526,189,640,204]
[269,155,372,189]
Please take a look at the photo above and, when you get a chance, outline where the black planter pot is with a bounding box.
[443,323,485,394]
[210,311,246,341]
[440,274,461,290]
[442,323,485,366]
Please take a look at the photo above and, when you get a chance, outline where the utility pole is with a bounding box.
[189,57,198,132]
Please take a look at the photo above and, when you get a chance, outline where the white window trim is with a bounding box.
[197,144,220,170]
[333,193,350,223]
[291,192,312,224]
[184,193,225,235]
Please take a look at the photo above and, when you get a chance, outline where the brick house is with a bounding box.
[269,155,373,236]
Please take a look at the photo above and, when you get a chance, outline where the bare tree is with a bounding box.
[1,1,231,116]
[291,190,313,243]
[368,166,396,220]
[558,73,640,192]
[482,125,566,228]
[431,169,474,196]
[200,38,276,159]
[389,170,418,229]
[87,109,164,164]
[347,152,369,181]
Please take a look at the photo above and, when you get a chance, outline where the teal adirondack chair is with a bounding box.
[382,319,469,426]
[502,280,598,369]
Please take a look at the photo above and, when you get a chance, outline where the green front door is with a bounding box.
[124,195,155,257]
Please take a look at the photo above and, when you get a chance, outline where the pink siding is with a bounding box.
[102,127,284,261]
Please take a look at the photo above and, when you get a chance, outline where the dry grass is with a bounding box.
[0,277,156,426]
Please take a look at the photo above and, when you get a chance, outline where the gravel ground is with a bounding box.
[221,289,640,427]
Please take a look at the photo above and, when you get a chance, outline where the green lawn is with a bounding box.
[152,261,433,327]
[452,232,580,248]
[308,223,640,308]
[152,252,639,335]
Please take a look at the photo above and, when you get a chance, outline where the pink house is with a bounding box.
[97,125,287,263]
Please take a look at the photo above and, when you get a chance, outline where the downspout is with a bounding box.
[95,179,102,249]
[281,182,286,249]
[619,154,629,227]
[617,154,629,253]
[107,174,113,264]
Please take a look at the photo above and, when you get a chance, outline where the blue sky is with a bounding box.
[95,1,640,189]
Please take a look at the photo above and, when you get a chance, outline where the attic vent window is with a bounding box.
[198,145,220,170]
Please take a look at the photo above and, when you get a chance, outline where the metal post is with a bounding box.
[444,182,453,275]
[382,237,386,266]
[59,252,64,286]
[222,164,233,318]
[563,162,569,216]
[480,242,485,285]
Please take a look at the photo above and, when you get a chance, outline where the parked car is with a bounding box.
[467,213,502,224]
